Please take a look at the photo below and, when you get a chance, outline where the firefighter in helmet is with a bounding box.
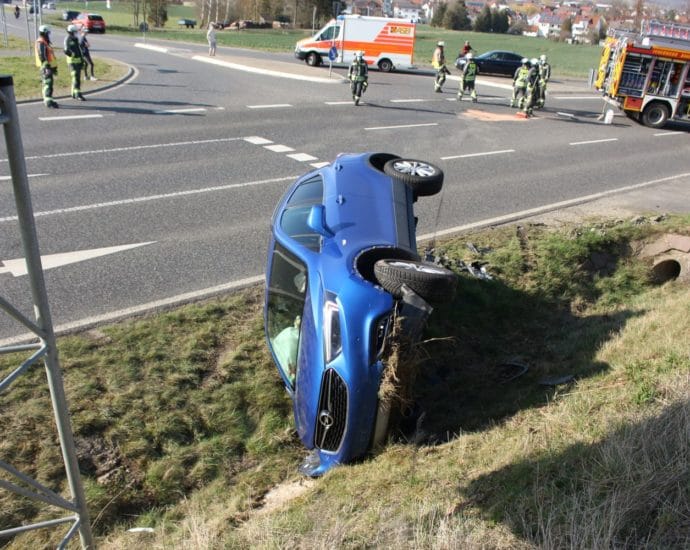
[432,41,450,93]
[511,57,530,109]
[522,58,540,117]
[458,52,478,102]
[64,24,86,101]
[536,54,551,108]
[348,50,368,106]
[35,25,58,109]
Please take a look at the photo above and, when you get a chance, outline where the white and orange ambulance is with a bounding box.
[295,15,416,72]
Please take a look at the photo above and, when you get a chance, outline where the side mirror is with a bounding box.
[307,205,333,238]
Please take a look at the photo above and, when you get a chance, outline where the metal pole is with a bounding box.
[0,75,94,549]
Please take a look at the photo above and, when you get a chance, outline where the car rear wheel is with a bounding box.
[641,102,670,128]
[374,259,457,302]
[378,59,393,72]
[383,158,444,196]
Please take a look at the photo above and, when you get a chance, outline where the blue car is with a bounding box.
[264,153,457,476]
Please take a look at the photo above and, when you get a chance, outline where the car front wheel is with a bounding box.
[374,259,457,302]
[383,158,444,196]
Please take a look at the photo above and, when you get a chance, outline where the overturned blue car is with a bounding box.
[264,153,457,476]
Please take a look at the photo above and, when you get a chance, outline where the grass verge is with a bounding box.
[1,215,688,548]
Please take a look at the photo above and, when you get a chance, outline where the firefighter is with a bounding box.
[511,58,530,108]
[432,41,450,93]
[348,51,368,106]
[522,58,540,117]
[64,24,86,101]
[34,25,58,109]
[457,52,478,102]
[536,54,551,108]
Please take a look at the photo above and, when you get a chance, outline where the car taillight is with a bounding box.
[324,299,342,363]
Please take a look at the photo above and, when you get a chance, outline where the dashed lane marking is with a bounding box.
[365,122,438,131]
[654,131,684,137]
[247,104,293,109]
[265,144,295,153]
[441,149,515,161]
[243,137,323,167]
[552,96,603,100]
[287,153,318,162]
[0,174,49,181]
[38,114,104,121]
[570,138,618,146]
[153,107,207,114]
[390,99,427,103]
[311,162,330,168]
[244,136,272,145]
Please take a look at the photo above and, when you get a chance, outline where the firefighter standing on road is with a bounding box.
[35,25,59,109]
[432,41,450,93]
[522,58,540,117]
[511,58,530,108]
[64,25,86,101]
[457,52,478,102]
[348,50,368,106]
[537,54,551,108]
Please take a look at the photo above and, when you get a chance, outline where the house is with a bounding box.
[393,1,423,22]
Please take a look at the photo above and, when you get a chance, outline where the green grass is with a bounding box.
[2,215,689,548]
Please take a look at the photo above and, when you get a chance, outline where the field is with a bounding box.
[1,214,689,548]
[4,2,602,77]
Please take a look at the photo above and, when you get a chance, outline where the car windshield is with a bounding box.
[266,243,307,386]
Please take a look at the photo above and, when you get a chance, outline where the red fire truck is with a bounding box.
[595,20,690,128]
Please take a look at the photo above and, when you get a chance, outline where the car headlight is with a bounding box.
[323,297,342,363]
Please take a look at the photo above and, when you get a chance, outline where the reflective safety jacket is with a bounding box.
[432,47,445,69]
[348,59,368,82]
[64,34,83,65]
[35,36,55,68]
[463,60,477,81]
[513,66,529,87]
[539,62,551,82]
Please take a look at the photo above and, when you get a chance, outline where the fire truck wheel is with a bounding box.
[641,102,670,128]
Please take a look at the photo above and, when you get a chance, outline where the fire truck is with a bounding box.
[595,20,690,128]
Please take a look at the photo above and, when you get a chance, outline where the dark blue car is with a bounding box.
[264,153,457,476]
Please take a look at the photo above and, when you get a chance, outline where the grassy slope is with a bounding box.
[1,215,689,548]
[4,2,601,78]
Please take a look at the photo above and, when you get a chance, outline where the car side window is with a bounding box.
[319,25,340,41]
[280,175,324,252]
[266,243,307,387]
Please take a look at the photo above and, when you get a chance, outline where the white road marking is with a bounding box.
[244,136,273,145]
[38,114,104,121]
[193,55,344,84]
[390,99,427,103]
[552,96,602,100]
[325,101,354,105]
[654,131,684,137]
[247,104,293,109]
[570,138,618,146]
[287,153,318,162]
[419,171,690,242]
[441,149,515,160]
[0,176,297,223]
[153,107,207,114]
[311,162,330,168]
[0,174,49,181]
[0,137,242,163]
[0,242,156,277]
[135,43,169,53]
[264,144,294,153]
[365,122,438,131]
[557,111,576,118]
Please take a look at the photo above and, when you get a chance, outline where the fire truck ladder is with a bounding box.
[0,76,94,548]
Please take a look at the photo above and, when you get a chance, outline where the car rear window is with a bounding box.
[89,15,103,21]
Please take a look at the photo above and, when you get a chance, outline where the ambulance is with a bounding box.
[295,15,416,72]
[595,20,690,128]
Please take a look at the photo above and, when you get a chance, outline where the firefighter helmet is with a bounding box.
[67,24,78,33]
[39,24,51,34]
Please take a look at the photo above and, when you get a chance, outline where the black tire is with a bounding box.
[383,158,444,196]
[374,259,457,302]
[378,59,393,72]
[641,102,670,129]
[305,52,321,67]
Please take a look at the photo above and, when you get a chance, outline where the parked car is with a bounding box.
[455,50,524,77]
[42,2,56,10]
[73,13,106,33]
[264,152,457,476]
[62,9,80,21]
[177,18,197,28]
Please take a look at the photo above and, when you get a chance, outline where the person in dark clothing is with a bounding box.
[79,28,96,80]
[34,25,58,108]
[348,51,368,105]
[523,58,540,117]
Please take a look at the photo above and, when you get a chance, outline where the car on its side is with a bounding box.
[456,50,524,77]
[73,13,106,33]
[264,152,457,477]
[62,10,80,21]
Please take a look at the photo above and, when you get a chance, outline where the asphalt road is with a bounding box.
[1,31,689,342]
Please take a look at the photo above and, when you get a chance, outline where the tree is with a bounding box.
[473,5,492,32]
[431,2,447,28]
[443,1,471,31]
[491,9,509,33]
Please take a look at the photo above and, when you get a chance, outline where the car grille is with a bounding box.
[314,369,347,452]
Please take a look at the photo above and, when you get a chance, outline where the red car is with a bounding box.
[73,13,106,33]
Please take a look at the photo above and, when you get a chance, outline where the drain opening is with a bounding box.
[652,259,681,283]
